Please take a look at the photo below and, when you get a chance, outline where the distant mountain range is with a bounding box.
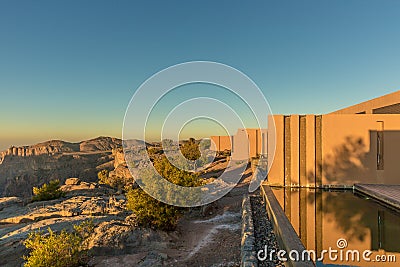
[0,136,122,160]
[0,137,123,197]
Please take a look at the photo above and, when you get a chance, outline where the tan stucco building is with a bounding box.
[267,90,400,187]
[210,135,232,153]
[210,128,267,160]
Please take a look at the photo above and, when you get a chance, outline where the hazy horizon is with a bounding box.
[0,135,217,151]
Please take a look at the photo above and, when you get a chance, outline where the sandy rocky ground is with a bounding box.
[89,159,252,267]
[0,158,279,267]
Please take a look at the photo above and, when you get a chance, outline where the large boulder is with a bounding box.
[65,177,81,185]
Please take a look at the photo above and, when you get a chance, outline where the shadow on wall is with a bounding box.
[307,131,400,186]
[321,136,370,185]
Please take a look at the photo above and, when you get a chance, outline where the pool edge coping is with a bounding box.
[261,185,315,267]
[354,184,400,211]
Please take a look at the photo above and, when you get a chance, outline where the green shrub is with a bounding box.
[126,188,180,231]
[32,179,65,202]
[126,155,204,230]
[153,156,204,187]
[98,169,126,189]
[23,220,94,267]
[97,169,109,184]
[180,137,201,161]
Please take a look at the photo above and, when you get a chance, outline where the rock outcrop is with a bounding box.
[0,140,74,163]
[0,137,122,163]
[0,179,125,266]
[80,137,122,152]
[0,178,172,267]
[0,137,123,197]
[108,148,133,181]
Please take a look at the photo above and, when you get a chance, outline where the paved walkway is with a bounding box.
[354,184,400,210]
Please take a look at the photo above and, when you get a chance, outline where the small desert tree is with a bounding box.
[181,138,201,161]
[153,156,203,187]
[126,188,180,231]
[23,220,94,267]
[181,138,201,171]
[32,179,65,202]
[126,155,204,230]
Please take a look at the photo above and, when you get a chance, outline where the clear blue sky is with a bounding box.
[1,0,400,150]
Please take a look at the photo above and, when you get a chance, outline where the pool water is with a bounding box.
[271,187,400,267]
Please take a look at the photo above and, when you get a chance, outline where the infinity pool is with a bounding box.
[271,187,400,266]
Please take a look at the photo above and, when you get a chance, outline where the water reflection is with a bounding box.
[271,187,400,266]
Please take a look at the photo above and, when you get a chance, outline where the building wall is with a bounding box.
[330,90,400,114]
[210,128,267,161]
[210,135,232,152]
[231,128,267,160]
[321,114,400,185]
[231,129,250,160]
[267,114,400,186]
[268,116,284,185]
[248,129,259,159]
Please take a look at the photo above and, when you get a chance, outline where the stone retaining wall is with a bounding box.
[241,195,258,267]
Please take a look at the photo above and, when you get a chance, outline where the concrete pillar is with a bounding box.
[306,115,316,187]
[299,116,306,187]
[232,129,249,161]
[284,116,291,186]
[267,115,284,186]
[290,115,300,186]
[261,129,267,156]
[315,116,322,187]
